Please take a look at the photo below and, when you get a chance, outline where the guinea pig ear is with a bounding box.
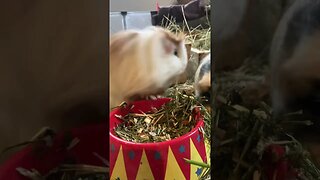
[162,38,176,54]
[176,32,185,41]
[161,31,185,55]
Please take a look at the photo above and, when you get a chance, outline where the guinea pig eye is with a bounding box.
[174,49,178,56]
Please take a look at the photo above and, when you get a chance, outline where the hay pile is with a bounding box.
[114,85,199,143]
[167,83,212,180]
[213,52,320,180]
[161,8,211,52]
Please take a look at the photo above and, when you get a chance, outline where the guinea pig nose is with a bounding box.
[201,92,211,101]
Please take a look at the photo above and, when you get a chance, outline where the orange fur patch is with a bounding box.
[110,30,139,61]
[198,73,211,92]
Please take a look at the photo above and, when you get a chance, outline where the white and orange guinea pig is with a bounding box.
[194,53,211,101]
[110,26,188,108]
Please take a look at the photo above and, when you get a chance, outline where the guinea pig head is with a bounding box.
[194,54,211,101]
[150,27,188,86]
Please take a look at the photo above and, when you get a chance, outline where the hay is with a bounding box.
[160,6,211,51]
[213,51,320,180]
[114,86,199,143]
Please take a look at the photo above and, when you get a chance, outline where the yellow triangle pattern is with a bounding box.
[165,147,186,180]
[205,138,211,166]
[135,150,155,180]
[110,146,128,180]
[190,139,205,179]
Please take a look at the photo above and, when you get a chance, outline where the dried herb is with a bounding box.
[161,7,211,51]
[114,85,201,143]
[213,51,320,180]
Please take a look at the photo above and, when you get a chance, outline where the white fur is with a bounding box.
[110,27,188,108]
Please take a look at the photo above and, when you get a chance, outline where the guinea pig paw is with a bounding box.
[148,95,158,100]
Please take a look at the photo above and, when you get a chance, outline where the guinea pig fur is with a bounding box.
[110,26,188,108]
[194,53,211,100]
[270,0,320,115]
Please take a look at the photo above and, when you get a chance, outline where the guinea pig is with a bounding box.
[270,0,320,115]
[214,0,288,71]
[194,53,211,101]
[110,26,188,108]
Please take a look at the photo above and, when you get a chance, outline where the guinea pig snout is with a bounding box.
[195,73,211,95]
[194,54,211,100]
[199,91,211,103]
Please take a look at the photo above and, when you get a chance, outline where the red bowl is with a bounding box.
[109,98,208,180]
[0,122,108,179]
